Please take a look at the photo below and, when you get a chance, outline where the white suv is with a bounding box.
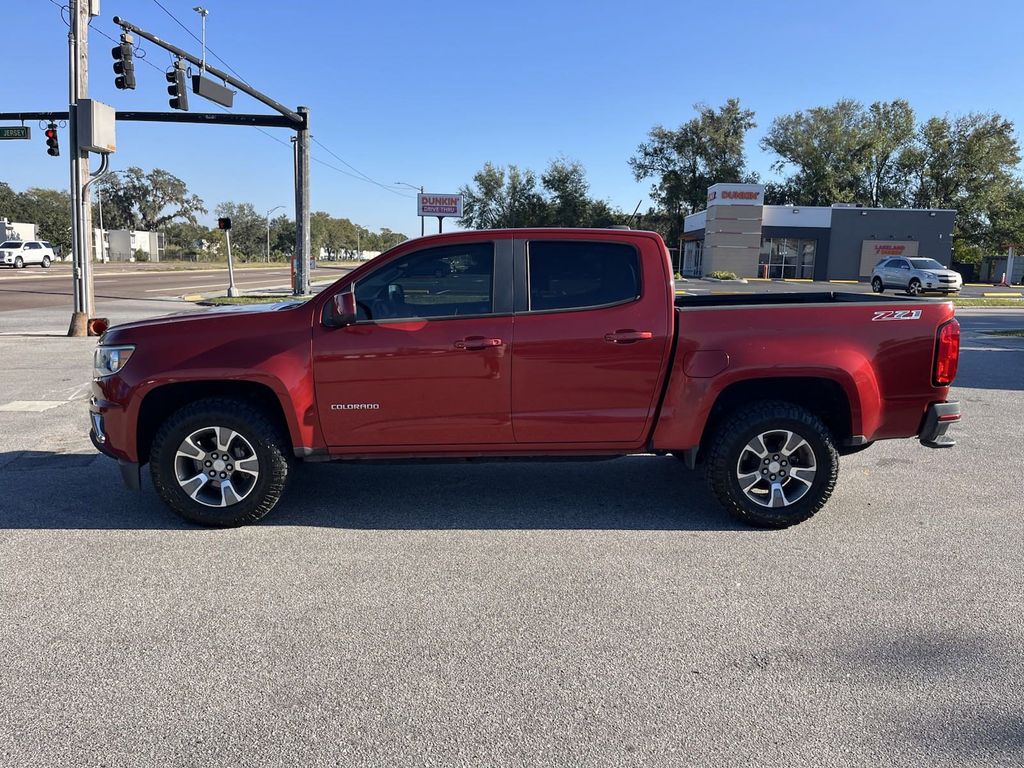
[871,257,962,296]
[0,240,56,269]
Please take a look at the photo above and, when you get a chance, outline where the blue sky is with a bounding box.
[3,0,1023,235]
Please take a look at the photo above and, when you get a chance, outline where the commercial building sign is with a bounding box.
[859,240,919,276]
[418,193,463,218]
[706,183,764,207]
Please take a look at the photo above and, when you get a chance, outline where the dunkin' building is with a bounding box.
[681,183,956,280]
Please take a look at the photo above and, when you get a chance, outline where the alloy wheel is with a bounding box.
[735,429,818,508]
[173,426,260,508]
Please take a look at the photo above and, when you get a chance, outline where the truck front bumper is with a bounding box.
[90,398,141,490]
[919,400,960,448]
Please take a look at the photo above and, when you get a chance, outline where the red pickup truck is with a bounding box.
[90,228,961,528]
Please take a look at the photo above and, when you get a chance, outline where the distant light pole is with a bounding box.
[265,205,284,262]
[396,181,424,236]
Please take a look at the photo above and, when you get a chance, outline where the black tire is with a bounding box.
[14,256,24,269]
[150,397,290,526]
[907,278,922,296]
[871,277,884,293]
[705,400,839,528]
[41,255,51,268]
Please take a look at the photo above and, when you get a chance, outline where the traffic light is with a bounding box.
[111,37,136,90]
[44,123,59,157]
[166,61,189,111]
[217,217,232,230]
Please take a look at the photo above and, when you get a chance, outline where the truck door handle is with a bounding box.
[604,330,654,344]
[454,336,504,350]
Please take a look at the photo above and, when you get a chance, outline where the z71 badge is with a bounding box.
[872,309,923,321]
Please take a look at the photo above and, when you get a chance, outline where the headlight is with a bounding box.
[93,345,135,378]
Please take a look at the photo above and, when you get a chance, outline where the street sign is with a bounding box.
[418,193,463,218]
[0,126,31,140]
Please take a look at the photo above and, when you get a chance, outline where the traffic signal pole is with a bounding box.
[67,0,96,336]
[294,107,311,296]
[110,15,310,297]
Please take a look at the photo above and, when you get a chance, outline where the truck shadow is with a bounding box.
[0,452,747,531]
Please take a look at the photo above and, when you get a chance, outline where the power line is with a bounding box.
[311,138,414,197]
[66,2,415,201]
[144,0,409,199]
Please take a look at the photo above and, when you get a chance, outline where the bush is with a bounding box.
[708,270,738,280]
[134,248,149,263]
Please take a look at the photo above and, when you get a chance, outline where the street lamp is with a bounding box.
[395,181,424,237]
[192,7,209,73]
[265,205,285,263]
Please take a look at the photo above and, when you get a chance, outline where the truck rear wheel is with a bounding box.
[150,397,290,526]
[705,400,838,528]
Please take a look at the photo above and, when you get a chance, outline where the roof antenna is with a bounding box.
[625,200,643,228]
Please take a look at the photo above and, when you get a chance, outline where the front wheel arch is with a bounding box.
[136,379,294,465]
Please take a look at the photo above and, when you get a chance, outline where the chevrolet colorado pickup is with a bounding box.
[90,228,961,528]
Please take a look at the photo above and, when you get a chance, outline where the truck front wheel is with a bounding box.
[150,397,290,526]
[705,400,839,528]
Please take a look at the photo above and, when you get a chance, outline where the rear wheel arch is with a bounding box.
[136,380,293,465]
[698,376,855,458]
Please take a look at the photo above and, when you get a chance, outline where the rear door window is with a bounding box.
[526,241,640,312]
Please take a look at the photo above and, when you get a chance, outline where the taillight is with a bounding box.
[933,319,960,386]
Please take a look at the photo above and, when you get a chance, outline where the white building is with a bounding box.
[93,228,165,262]
[1,219,37,242]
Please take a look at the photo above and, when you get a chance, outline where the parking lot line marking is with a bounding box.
[0,400,67,412]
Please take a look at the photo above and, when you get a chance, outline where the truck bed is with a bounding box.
[675,291,931,308]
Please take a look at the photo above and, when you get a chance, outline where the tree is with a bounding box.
[901,112,1023,250]
[269,214,295,260]
[459,159,623,230]
[761,98,874,206]
[860,100,917,207]
[629,99,757,238]
[95,167,206,231]
[213,201,265,261]
[458,163,546,229]
[13,188,72,254]
[541,157,591,226]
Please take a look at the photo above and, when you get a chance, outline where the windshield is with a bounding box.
[0,241,22,249]
[909,258,945,270]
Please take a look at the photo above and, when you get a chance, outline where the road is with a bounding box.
[0,263,351,334]
[0,262,351,309]
[0,303,1021,766]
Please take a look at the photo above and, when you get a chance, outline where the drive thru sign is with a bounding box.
[417,193,463,218]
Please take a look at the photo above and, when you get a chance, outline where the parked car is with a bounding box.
[871,257,962,295]
[90,228,961,529]
[0,240,56,268]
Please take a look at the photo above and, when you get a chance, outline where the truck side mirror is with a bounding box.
[327,291,357,327]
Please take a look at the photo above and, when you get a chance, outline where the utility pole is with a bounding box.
[293,106,311,296]
[68,0,97,336]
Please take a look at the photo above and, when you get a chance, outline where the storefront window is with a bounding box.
[759,237,816,279]
[682,240,703,276]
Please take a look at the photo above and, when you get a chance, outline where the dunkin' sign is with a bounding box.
[705,183,764,207]
[417,193,464,218]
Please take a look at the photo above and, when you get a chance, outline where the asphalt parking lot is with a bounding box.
[0,304,1022,767]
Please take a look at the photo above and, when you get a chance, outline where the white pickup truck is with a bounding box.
[0,240,56,268]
